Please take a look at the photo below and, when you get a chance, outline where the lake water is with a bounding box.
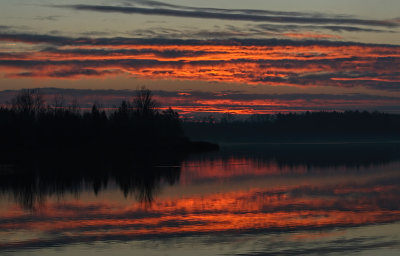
[1,143,400,255]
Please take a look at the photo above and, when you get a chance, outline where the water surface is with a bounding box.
[1,143,399,255]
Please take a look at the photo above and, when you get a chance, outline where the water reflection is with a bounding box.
[0,150,182,209]
[0,143,399,255]
[188,142,400,168]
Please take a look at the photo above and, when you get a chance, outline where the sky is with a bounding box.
[0,0,399,116]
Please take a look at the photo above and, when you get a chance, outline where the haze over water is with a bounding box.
[1,143,399,255]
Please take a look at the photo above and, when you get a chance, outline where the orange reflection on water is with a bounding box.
[1,182,399,243]
[0,156,399,251]
[180,158,308,183]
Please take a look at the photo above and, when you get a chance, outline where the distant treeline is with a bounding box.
[0,88,192,154]
[2,88,399,148]
[183,111,400,142]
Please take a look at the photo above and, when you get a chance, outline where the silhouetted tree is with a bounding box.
[11,89,44,115]
[69,97,81,114]
[161,107,184,137]
[51,94,66,114]
[133,87,159,118]
[0,88,214,153]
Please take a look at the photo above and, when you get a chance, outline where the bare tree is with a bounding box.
[69,97,81,114]
[118,100,132,115]
[51,94,66,113]
[133,87,159,118]
[11,89,45,114]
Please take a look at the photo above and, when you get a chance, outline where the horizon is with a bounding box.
[1,87,400,118]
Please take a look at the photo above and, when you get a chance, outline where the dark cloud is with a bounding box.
[15,69,122,78]
[125,0,398,24]
[2,32,399,47]
[0,52,29,58]
[41,47,220,58]
[255,24,393,34]
[79,31,112,37]
[114,24,392,40]
[55,4,399,28]
[0,25,11,30]
[0,32,73,45]
[125,0,320,18]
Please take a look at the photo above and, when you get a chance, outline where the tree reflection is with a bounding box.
[188,142,400,169]
[1,142,400,210]
[0,150,182,210]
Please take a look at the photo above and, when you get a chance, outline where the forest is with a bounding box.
[1,88,399,155]
[184,110,400,142]
[0,88,218,157]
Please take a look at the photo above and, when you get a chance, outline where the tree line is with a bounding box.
[183,111,400,142]
[2,87,399,148]
[0,88,186,153]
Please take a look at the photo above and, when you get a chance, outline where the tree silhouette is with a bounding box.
[0,87,217,155]
[133,87,159,118]
[51,94,66,114]
[11,89,44,115]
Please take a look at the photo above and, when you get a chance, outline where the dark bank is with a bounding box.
[0,88,219,158]
[183,110,400,143]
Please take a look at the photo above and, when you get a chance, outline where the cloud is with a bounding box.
[0,32,399,94]
[126,24,387,41]
[13,68,122,79]
[2,32,398,47]
[125,0,335,19]
[55,4,399,28]
[0,32,73,45]
[0,25,11,30]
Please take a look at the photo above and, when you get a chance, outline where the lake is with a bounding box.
[1,143,399,255]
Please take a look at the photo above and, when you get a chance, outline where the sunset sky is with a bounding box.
[1,0,400,116]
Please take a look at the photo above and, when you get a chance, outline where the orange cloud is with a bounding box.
[1,35,400,115]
